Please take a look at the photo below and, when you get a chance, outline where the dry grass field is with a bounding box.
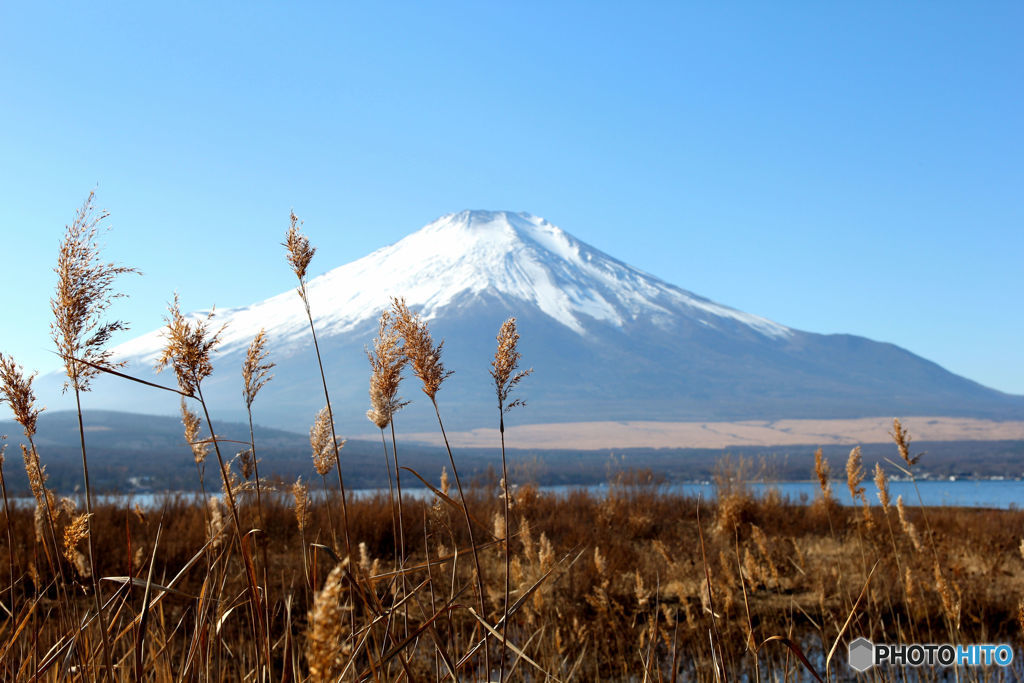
[0,457,1022,680]
[1,195,1022,680]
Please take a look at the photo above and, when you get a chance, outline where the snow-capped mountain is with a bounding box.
[115,211,790,363]
[56,210,1024,434]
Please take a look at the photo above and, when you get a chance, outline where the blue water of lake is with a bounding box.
[30,478,1023,510]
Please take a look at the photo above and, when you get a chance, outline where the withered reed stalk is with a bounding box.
[51,192,138,679]
[0,440,13,618]
[284,212,353,563]
[181,398,210,508]
[890,419,940,560]
[242,328,276,671]
[0,355,77,633]
[307,563,348,682]
[156,294,268,676]
[242,328,274,529]
[391,296,491,675]
[311,405,342,551]
[366,309,409,634]
[490,317,531,681]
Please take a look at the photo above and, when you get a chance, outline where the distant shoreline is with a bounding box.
[397,415,1024,449]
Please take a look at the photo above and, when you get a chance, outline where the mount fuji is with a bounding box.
[48,210,1024,436]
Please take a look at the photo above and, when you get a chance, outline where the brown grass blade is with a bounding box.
[135,522,162,681]
[101,576,207,602]
[757,636,823,683]
[59,353,193,397]
[400,466,495,533]
[825,560,878,672]
[465,607,556,681]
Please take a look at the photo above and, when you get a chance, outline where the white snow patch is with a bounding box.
[111,210,792,362]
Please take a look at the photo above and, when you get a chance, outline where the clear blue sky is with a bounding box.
[1,2,1022,394]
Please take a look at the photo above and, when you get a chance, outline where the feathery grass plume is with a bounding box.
[593,546,607,576]
[242,329,274,408]
[310,406,344,476]
[845,446,866,501]
[307,563,349,682]
[750,524,779,588]
[491,317,533,420]
[813,447,831,502]
[155,293,225,396]
[50,191,138,393]
[439,465,450,496]
[207,496,226,551]
[905,566,919,616]
[873,463,891,510]
[72,550,91,579]
[292,478,310,533]
[365,310,409,429]
[33,495,53,545]
[21,444,46,505]
[181,399,208,465]
[431,466,450,519]
[846,446,875,532]
[238,449,254,480]
[0,354,42,439]
[890,418,921,467]
[933,560,961,630]
[896,495,922,551]
[391,297,453,399]
[63,513,90,564]
[284,211,316,289]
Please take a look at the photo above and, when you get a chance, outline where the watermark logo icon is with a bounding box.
[848,638,1014,670]
[848,637,874,672]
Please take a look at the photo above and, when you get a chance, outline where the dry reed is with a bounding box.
[490,317,532,682]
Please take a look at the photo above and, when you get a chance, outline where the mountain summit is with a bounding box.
[117,210,789,364]
[67,211,1023,433]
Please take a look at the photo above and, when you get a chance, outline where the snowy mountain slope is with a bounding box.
[113,211,790,364]
[46,210,1024,434]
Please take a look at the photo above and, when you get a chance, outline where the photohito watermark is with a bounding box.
[848,638,1014,671]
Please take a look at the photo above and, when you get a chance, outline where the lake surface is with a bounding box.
[567,479,1024,509]
[16,478,1023,510]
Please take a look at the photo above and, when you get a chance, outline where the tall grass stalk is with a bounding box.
[390,419,409,637]
[366,308,409,638]
[155,294,268,676]
[490,317,531,682]
[0,355,79,643]
[0,441,13,619]
[310,405,342,551]
[392,296,492,675]
[51,192,137,679]
[887,418,962,640]
[242,329,274,530]
[284,213,353,567]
